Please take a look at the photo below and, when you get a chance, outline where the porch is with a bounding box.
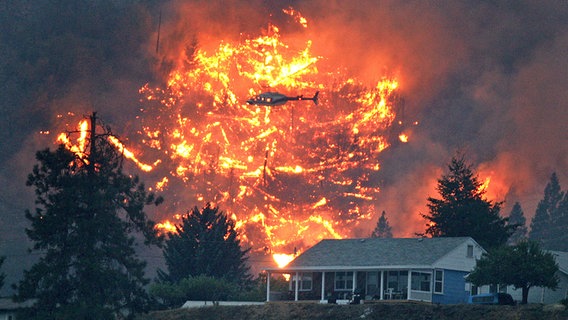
[266,269,438,303]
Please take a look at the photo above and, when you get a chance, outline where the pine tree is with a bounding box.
[507,202,528,245]
[421,155,513,250]
[529,172,563,249]
[371,211,393,238]
[549,191,568,251]
[159,203,251,286]
[15,113,162,319]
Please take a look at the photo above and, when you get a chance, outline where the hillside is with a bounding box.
[137,301,568,320]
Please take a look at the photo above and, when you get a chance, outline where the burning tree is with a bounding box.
[15,113,162,319]
[53,12,411,267]
[134,21,407,264]
[422,155,513,250]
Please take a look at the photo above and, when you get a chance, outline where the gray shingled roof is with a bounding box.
[277,237,473,271]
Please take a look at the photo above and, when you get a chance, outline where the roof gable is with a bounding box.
[548,251,568,275]
[278,237,478,271]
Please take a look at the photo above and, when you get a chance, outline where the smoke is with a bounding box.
[288,0,568,227]
[1,0,567,294]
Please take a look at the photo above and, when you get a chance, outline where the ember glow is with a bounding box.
[58,10,407,268]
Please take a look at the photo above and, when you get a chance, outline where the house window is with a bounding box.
[467,245,474,258]
[291,272,313,291]
[335,271,354,290]
[434,270,443,294]
[411,271,431,292]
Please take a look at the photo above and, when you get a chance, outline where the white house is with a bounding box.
[506,250,568,304]
[0,298,35,320]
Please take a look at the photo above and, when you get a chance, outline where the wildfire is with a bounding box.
[479,177,491,193]
[154,220,177,234]
[56,118,153,173]
[273,253,296,268]
[56,9,406,268]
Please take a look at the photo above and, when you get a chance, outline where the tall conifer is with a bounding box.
[507,202,528,245]
[16,113,162,319]
[529,173,563,248]
[422,155,512,250]
[371,211,393,238]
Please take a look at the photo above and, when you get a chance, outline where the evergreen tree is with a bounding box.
[421,155,513,250]
[507,202,528,245]
[371,211,393,238]
[159,203,251,286]
[529,173,564,248]
[15,113,162,319]
[549,192,568,251]
[467,240,558,304]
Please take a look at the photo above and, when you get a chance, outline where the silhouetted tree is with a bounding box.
[530,173,564,249]
[371,211,393,238]
[15,113,162,319]
[549,191,568,251]
[158,204,251,286]
[422,155,512,250]
[507,202,527,245]
[467,240,558,304]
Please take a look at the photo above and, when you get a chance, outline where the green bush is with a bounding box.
[150,275,238,308]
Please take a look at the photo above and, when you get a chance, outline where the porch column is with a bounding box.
[266,271,271,302]
[321,272,326,301]
[407,270,412,301]
[295,271,299,301]
[352,271,357,294]
[380,270,384,300]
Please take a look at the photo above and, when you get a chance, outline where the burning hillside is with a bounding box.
[57,9,411,268]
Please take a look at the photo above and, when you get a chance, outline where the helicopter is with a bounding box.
[246,91,319,106]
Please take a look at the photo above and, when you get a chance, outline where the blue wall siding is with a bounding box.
[432,270,469,304]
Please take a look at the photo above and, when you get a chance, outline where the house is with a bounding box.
[0,298,35,320]
[505,250,568,304]
[265,237,485,304]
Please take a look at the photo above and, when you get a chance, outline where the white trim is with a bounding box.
[380,270,384,300]
[352,271,357,294]
[321,271,326,301]
[267,264,434,272]
[294,272,299,301]
[266,271,271,302]
[434,269,444,294]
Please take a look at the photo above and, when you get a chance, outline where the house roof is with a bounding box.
[549,251,568,275]
[269,237,477,272]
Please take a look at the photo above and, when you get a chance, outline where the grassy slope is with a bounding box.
[137,301,568,320]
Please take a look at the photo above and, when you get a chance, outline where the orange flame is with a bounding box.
[273,253,296,268]
[57,12,406,267]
